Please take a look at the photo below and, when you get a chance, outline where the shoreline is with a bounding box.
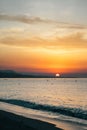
[0,103,87,130]
[0,110,62,130]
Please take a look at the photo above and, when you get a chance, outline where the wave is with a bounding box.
[0,98,87,120]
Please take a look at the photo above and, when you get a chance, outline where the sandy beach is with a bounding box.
[0,110,62,130]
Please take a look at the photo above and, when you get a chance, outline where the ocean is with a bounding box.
[0,78,87,130]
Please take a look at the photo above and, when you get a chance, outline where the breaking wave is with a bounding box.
[0,98,87,120]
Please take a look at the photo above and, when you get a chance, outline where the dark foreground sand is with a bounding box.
[0,110,62,130]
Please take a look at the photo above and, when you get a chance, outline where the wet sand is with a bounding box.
[0,110,62,130]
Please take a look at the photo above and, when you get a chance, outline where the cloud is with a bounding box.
[56,24,87,29]
[0,13,87,29]
[52,32,87,49]
[0,32,87,50]
[0,13,52,24]
[0,27,24,34]
[0,14,87,50]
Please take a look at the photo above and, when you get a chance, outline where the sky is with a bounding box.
[0,0,87,74]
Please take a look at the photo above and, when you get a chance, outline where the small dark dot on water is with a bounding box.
[4,79,7,80]
[75,80,77,82]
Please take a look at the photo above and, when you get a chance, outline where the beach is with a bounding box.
[0,110,62,130]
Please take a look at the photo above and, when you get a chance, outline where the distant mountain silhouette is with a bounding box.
[0,70,87,78]
[0,70,54,78]
[0,70,23,78]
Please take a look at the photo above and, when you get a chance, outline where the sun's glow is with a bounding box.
[56,73,60,77]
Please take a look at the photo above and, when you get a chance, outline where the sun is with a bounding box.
[55,73,60,77]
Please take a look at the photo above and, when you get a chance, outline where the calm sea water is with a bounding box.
[0,78,87,123]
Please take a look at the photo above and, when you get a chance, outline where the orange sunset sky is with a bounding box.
[0,0,87,74]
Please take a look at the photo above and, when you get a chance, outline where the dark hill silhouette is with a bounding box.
[0,70,54,78]
[0,70,23,78]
